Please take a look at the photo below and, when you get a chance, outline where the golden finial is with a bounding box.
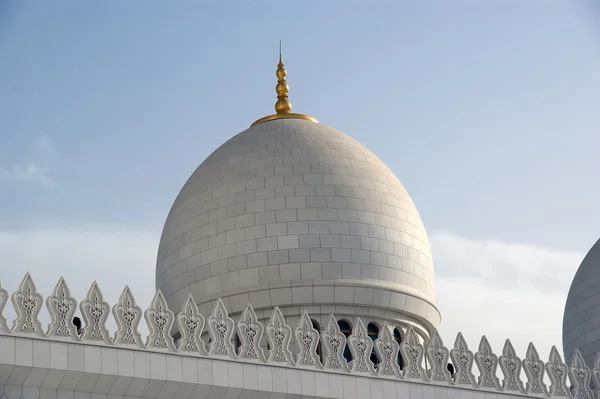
[251,42,318,127]
[275,48,292,114]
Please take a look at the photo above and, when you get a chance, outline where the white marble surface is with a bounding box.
[156,118,440,334]
[0,274,590,399]
[0,335,538,399]
[563,238,600,368]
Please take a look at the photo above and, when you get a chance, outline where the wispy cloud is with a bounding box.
[34,135,59,157]
[431,232,581,294]
[0,226,158,334]
[0,226,585,365]
[0,163,55,186]
[0,136,58,187]
[431,232,583,364]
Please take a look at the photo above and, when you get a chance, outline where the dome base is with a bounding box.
[168,279,441,341]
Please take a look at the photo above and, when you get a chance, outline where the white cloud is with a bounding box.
[0,136,58,187]
[34,135,59,157]
[0,227,585,367]
[431,232,584,365]
[0,226,158,334]
[0,163,55,186]
[431,232,580,294]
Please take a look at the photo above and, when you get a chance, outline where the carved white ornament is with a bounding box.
[266,306,294,366]
[592,353,600,398]
[176,295,206,355]
[374,323,402,378]
[46,277,78,340]
[112,286,143,348]
[399,326,426,381]
[3,272,600,398]
[11,273,44,337]
[593,353,600,399]
[348,318,376,375]
[523,342,549,397]
[144,290,176,351]
[294,311,322,369]
[237,303,265,362]
[500,339,526,393]
[426,330,453,385]
[450,332,477,388]
[569,349,592,399]
[474,335,501,390]
[322,315,348,371]
[0,281,11,333]
[207,299,235,358]
[80,281,111,344]
[546,345,570,398]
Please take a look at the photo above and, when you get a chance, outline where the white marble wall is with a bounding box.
[0,381,541,399]
[563,238,600,369]
[0,335,540,399]
[0,274,597,399]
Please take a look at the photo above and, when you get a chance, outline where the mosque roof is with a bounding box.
[563,238,600,367]
[155,52,440,335]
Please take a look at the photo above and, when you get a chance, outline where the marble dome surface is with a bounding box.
[156,118,440,334]
[563,238,600,368]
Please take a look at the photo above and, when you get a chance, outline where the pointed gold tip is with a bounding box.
[275,55,292,114]
[251,48,318,127]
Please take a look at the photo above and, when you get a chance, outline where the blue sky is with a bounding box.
[2,1,599,250]
[0,1,599,356]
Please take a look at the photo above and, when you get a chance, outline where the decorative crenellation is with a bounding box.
[475,335,501,390]
[237,303,265,362]
[11,273,44,337]
[322,314,349,372]
[266,306,294,366]
[0,281,9,333]
[144,290,176,351]
[79,281,111,344]
[400,326,426,381]
[375,322,402,378]
[46,277,78,339]
[501,339,527,393]
[547,346,570,398]
[523,342,550,397]
[426,330,453,384]
[208,298,236,359]
[1,273,599,397]
[112,285,143,348]
[295,310,322,369]
[451,332,477,388]
[348,318,376,375]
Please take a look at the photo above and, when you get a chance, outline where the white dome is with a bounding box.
[156,119,440,335]
[563,238,600,367]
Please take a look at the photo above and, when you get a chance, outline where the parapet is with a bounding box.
[0,273,596,399]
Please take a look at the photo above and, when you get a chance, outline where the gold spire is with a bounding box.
[274,55,292,114]
[251,45,318,127]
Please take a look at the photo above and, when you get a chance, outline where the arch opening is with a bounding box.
[367,322,380,367]
[311,319,323,363]
[393,328,404,369]
[338,320,352,362]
